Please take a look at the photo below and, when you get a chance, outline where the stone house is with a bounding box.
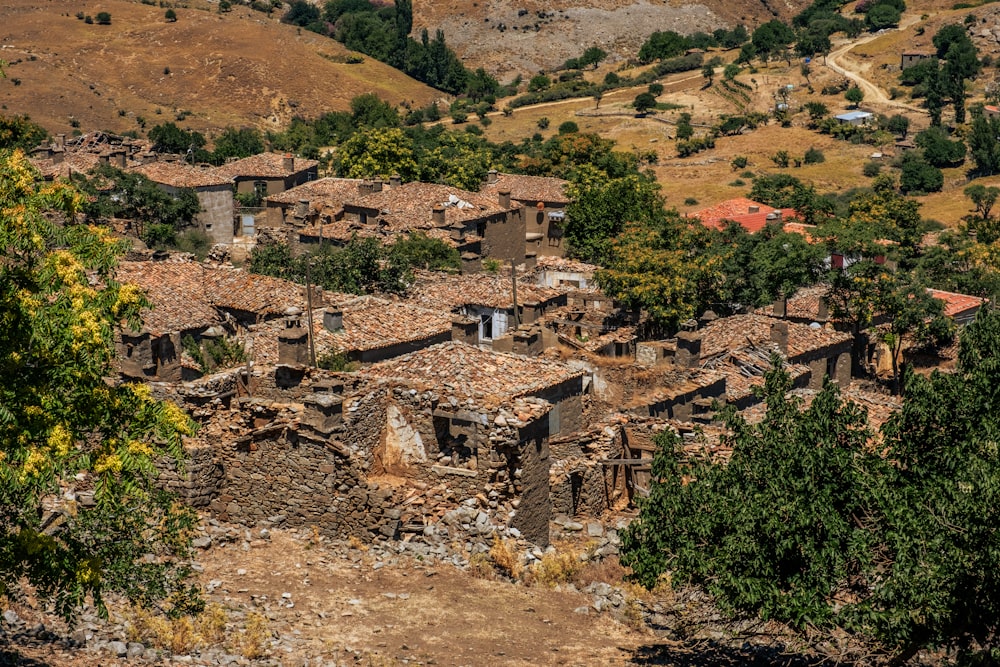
[480,171,571,259]
[927,288,986,326]
[262,177,364,230]
[900,51,933,69]
[213,152,319,200]
[114,258,309,381]
[340,181,526,272]
[249,295,456,366]
[406,270,568,344]
[130,162,236,245]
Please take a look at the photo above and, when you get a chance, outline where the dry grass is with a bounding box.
[229,611,270,660]
[526,550,583,587]
[489,534,524,580]
[123,603,228,655]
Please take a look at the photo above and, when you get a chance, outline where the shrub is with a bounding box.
[729,179,746,186]
[684,197,699,205]
[165,8,177,21]
[731,155,749,170]
[771,150,791,168]
[95,11,112,24]
[84,15,94,24]
[863,161,882,177]
[558,120,579,134]
[803,147,825,164]
[537,117,550,129]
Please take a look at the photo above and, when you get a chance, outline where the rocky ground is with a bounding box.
[0,511,834,667]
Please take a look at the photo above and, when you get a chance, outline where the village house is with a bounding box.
[928,288,987,325]
[249,294,456,366]
[835,110,874,126]
[900,51,934,69]
[480,170,572,259]
[406,270,567,344]
[687,197,815,235]
[262,177,365,230]
[114,258,309,381]
[130,161,236,245]
[212,152,319,200]
[340,181,526,272]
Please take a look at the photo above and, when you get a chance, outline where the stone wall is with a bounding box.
[196,185,235,245]
[481,208,526,264]
[156,445,224,508]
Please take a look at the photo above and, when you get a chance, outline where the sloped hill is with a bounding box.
[0,0,443,137]
[413,0,807,79]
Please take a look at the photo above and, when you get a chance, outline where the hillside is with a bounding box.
[0,0,443,137]
[413,0,807,79]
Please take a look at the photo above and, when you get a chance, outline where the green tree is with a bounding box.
[633,92,657,115]
[701,63,714,85]
[579,46,608,70]
[95,11,111,24]
[899,152,944,194]
[148,122,207,157]
[968,106,1000,176]
[914,125,965,167]
[0,149,199,619]
[886,113,910,138]
[845,85,864,108]
[165,8,177,21]
[934,24,980,124]
[675,112,694,140]
[565,168,667,263]
[350,93,401,129]
[335,127,419,181]
[527,74,551,92]
[749,20,795,62]
[0,114,48,151]
[211,127,265,164]
[749,173,834,225]
[865,3,900,30]
[389,232,460,271]
[964,183,1000,223]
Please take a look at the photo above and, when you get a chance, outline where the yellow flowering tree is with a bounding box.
[0,149,200,619]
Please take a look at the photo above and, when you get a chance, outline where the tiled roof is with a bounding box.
[687,197,803,234]
[407,270,565,311]
[345,182,510,230]
[700,313,852,360]
[297,220,459,248]
[264,177,364,206]
[926,288,986,319]
[117,259,307,335]
[758,284,831,321]
[131,161,233,188]
[213,152,319,179]
[249,295,453,362]
[359,341,584,407]
[481,173,570,204]
[29,152,101,180]
[534,256,598,274]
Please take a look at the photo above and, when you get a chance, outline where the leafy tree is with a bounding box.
[565,168,666,262]
[211,127,265,164]
[934,24,980,124]
[638,30,688,63]
[675,112,694,140]
[528,74,551,92]
[804,101,829,121]
[335,127,419,182]
[558,120,579,134]
[914,125,965,167]
[95,11,111,24]
[389,232,460,271]
[701,63,714,85]
[749,21,795,62]
[803,147,825,164]
[0,149,199,620]
[349,93,400,129]
[165,8,177,22]
[899,151,943,194]
[886,113,910,138]
[595,214,723,330]
[723,63,740,80]
[968,106,1000,176]
[964,183,1000,223]
[845,85,864,108]
[749,173,834,224]
[865,3,900,30]
[633,92,657,115]
[0,114,48,151]
[148,122,207,157]
[842,173,923,250]
[579,46,608,69]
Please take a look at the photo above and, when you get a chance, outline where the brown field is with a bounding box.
[0,0,442,137]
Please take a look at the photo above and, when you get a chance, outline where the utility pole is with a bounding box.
[511,258,520,329]
[304,259,317,367]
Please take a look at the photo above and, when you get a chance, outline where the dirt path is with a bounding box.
[824,16,927,114]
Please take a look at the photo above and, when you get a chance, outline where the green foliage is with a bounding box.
[148,122,208,159]
[95,11,111,24]
[899,151,944,194]
[335,127,420,182]
[0,149,199,620]
[528,74,551,92]
[181,334,246,373]
[845,85,864,107]
[0,114,48,152]
[969,106,1000,176]
[803,146,825,164]
[749,173,834,224]
[885,113,910,137]
[633,92,657,115]
[210,127,265,164]
[557,121,579,135]
[165,8,177,21]
[914,125,966,167]
[771,150,791,168]
[317,350,356,372]
[537,117,550,130]
[865,3,900,30]
[749,20,795,62]
[863,160,882,177]
[388,232,460,272]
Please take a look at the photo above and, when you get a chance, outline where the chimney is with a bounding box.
[389,174,401,187]
[748,205,760,214]
[451,316,480,346]
[449,221,466,242]
[773,295,787,318]
[358,181,374,195]
[770,320,789,355]
[278,307,310,365]
[295,199,310,219]
[113,150,126,169]
[432,205,446,226]
[498,189,511,209]
[283,154,295,172]
[56,133,66,148]
[323,308,344,332]
[371,180,383,193]
[487,169,499,185]
[674,329,702,370]
[817,297,829,321]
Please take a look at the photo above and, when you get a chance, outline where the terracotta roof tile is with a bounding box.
[249,295,453,363]
[359,341,584,407]
[345,182,511,231]
[116,259,308,335]
[688,198,805,234]
[264,177,364,206]
[130,161,233,188]
[29,152,101,180]
[213,152,318,179]
[481,173,570,204]
[700,313,852,360]
[407,270,565,311]
[926,288,986,319]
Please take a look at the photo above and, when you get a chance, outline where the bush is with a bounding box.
[684,197,699,205]
[899,153,943,194]
[537,117,550,130]
[165,8,177,21]
[558,120,579,134]
[729,179,746,186]
[731,155,749,170]
[95,11,111,24]
[803,147,825,164]
[863,161,882,177]
[771,150,791,168]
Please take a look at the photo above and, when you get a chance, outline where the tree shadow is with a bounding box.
[0,649,55,667]
[626,640,827,666]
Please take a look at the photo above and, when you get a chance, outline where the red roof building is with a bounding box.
[687,197,810,235]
